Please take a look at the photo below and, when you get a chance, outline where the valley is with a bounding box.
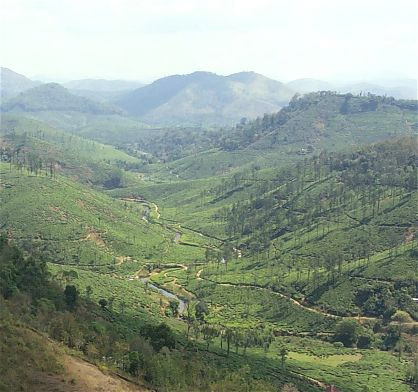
[0,67,417,392]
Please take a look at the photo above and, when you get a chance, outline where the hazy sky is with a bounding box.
[1,0,417,83]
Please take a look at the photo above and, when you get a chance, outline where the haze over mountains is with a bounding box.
[1,82,122,115]
[116,71,295,125]
[1,67,416,126]
[0,67,41,101]
[63,79,145,92]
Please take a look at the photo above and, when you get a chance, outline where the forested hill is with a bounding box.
[1,83,122,114]
[144,92,417,179]
[218,91,418,151]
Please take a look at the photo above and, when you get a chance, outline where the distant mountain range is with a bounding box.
[1,67,416,126]
[116,71,295,125]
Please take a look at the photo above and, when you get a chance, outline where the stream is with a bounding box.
[140,277,186,314]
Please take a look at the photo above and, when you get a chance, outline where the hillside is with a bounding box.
[140,92,417,179]
[0,67,41,101]
[0,115,145,187]
[1,85,417,392]
[0,321,148,392]
[108,136,418,391]
[116,71,295,125]
[1,83,122,114]
[0,161,211,267]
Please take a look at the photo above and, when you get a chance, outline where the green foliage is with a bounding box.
[334,320,362,347]
[63,285,78,310]
[0,236,49,299]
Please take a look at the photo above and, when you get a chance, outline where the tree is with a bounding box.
[225,328,233,356]
[334,319,361,347]
[184,301,194,338]
[279,345,288,368]
[119,300,126,315]
[108,296,115,311]
[85,285,93,299]
[128,351,141,376]
[195,301,209,322]
[168,300,179,317]
[406,356,418,385]
[202,324,218,349]
[99,298,108,309]
[64,285,78,311]
[142,323,175,351]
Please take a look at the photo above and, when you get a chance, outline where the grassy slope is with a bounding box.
[0,163,207,270]
[0,114,145,187]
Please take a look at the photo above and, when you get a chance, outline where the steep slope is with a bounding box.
[0,322,148,392]
[0,67,41,101]
[116,71,295,125]
[1,83,122,114]
[0,161,206,267]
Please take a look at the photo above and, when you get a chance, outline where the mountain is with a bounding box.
[0,67,41,101]
[287,78,333,93]
[116,71,296,125]
[1,82,122,114]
